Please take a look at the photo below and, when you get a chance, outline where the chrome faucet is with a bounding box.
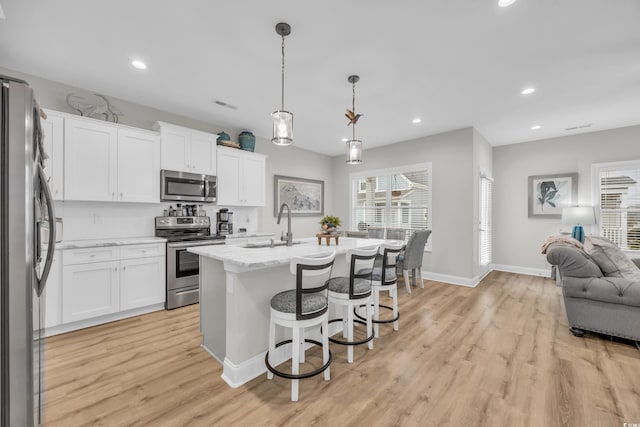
[277,203,293,246]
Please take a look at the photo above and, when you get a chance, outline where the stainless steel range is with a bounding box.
[155,216,225,309]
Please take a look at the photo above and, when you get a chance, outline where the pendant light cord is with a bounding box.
[352,81,356,141]
[281,35,285,111]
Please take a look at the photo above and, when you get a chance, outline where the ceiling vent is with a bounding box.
[213,100,238,110]
[565,123,593,131]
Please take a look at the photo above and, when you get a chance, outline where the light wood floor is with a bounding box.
[44,272,640,427]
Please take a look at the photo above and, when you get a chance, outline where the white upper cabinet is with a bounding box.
[217,147,266,206]
[64,118,118,201]
[117,128,160,202]
[155,122,216,176]
[64,116,160,203]
[40,110,64,200]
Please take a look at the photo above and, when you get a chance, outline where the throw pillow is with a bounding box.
[583,236,640,281]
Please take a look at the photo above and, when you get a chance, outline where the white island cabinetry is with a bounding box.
[189,237,385,387]
[216,146,266,206]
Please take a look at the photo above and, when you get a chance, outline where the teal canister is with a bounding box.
[238,131,256,152]
[216,131,231,145]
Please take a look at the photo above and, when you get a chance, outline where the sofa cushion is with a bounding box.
[583,236,640,281]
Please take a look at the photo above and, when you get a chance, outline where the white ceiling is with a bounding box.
[1,0,640,156]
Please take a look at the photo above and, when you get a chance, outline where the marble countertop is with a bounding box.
[188,237,395,270]
[224,232,276,240]
[56,236,167,250]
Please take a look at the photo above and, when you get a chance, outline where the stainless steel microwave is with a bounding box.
[160,170,217,203]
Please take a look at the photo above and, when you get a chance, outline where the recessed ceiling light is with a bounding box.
[498,0,516,7]
[412,118,422,124]
[131,60,147,70]
[521,87,535,95]
[341,138,349,142]
[531,125,541,130]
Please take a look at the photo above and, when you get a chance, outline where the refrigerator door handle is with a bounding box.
[35,162,56,296]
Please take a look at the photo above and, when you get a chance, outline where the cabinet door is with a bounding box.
[62,261,120,323]
[190,132,216,175]
[43,251,62,328]
[41,112,64,200]
[117,129,160,202]
[160,127,189,172]
[242,155,266,206]
[216,148,242,205]
[120,256,165,311]
[64,118,118,201]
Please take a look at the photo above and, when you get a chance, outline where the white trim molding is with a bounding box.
[491,264,550,278]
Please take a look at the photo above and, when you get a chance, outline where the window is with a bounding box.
[479,174,493,266]
[593,161,640,251]
[351,163,432,249]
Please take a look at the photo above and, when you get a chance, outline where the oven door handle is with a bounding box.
[167,241,225,249]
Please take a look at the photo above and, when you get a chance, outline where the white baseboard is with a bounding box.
[491,264,551,278]
[219,321,343,388]
[422,271,480,288]
[43,303,165,337]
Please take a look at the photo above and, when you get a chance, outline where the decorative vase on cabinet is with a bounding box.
[238,131,255,152]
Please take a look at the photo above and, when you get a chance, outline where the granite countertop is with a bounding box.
[56,236,167,250]
[188,237,394,270]
[224,232,276,240]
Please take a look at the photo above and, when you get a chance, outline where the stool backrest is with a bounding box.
[290,252,336,320]
[379,242,403,286]
[345,246,379,299]
[385,228,406,241]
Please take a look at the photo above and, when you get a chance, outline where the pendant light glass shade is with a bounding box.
[271,110,293,146]
[272,22,293,146]
[346,139,363,164]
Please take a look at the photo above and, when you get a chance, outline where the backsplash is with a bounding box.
[55,201,258,241]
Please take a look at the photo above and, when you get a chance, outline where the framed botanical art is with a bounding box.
[274,175,324,217]
[528,173,578,218]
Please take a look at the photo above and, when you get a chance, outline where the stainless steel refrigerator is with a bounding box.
[1,75,57,426]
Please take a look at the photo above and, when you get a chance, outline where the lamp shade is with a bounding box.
[562,206,595,225]
[346,139,362,164]
[271,110,293,146]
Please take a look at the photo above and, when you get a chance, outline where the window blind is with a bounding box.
[352,165,431,243]
[597,163,640,250]
[479,175,492,266]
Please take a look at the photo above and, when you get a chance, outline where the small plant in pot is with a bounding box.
[319,215,341,234]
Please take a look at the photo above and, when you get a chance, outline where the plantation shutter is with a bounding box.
[598,164,640,250]
[479,175,493,266]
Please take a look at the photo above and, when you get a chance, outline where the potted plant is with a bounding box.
[319,215,341,234]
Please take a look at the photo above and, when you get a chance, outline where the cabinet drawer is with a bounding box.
[64,247,120,265]
[120,243,165,259]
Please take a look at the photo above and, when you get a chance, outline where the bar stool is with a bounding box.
[326,246,379,363]
[355,242,403,337]
[265,252,335,401]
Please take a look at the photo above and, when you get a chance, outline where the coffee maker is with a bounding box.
[216,208,233,235]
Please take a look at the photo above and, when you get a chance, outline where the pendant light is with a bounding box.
[272,22,293,146]
[346,75,363,164]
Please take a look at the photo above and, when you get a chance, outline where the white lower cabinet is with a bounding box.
[120,256,165,311]
[62,261,120,323]
[58,243,166,333]
[43,251,62,328]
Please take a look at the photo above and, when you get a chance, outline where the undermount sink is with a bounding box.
[242,240,303,248]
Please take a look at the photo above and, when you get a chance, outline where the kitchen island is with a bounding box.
[188,237,387,387]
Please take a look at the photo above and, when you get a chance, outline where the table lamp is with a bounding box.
[562,206,595,243]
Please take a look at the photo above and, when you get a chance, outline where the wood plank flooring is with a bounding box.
[44,272,640,426]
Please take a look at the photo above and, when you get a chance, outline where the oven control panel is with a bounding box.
[155,216,211,229]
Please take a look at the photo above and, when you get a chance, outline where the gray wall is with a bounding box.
[493,124,640,271]
[1,66,334,238]
[331,128,477,279]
